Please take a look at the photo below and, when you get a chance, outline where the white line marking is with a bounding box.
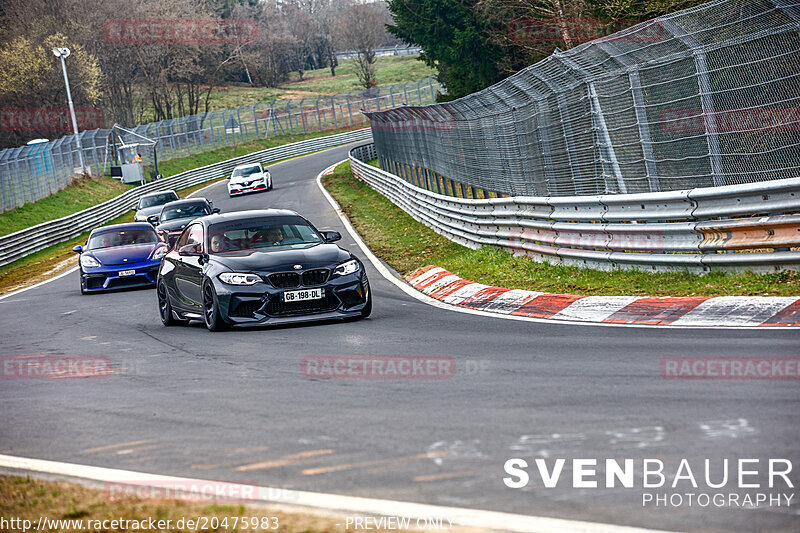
[315,161,798,330]
[0,454,674,533]
[0,266,79,302]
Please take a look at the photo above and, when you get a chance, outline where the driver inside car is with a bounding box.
[210,234,227,253]
[265,227,284,246]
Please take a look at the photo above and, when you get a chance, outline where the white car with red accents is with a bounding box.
[227,163,272,197]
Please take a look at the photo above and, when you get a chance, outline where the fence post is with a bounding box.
[253,104,260,138]
[596,40,660,192]
[660,18,725,187]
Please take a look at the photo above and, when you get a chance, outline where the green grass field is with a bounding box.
[322,161,800,297]
[140,56,435,122]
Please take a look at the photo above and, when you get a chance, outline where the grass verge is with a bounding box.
[322,162,800,297]
[0,475,457,533]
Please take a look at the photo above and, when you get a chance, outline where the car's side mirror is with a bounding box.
[178,243,202,256]
[132,205,138,212]
[212,208,220,214]
[72,245,83,253]
[321,230,341,243]
[147,215,159,225]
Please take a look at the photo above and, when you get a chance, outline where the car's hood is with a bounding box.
[212,243,350,272]
[230,172,265,185]
[157,217,198,233]
[89,243,158,266]
[135,206,163,219]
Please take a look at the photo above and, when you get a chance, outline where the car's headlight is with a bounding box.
[150,247,167,260]
[333,259,360,277]
[219,272,261,285]
[80,255,100,268]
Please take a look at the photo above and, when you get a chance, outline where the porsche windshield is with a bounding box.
[207,217,321,253]
[87,229,158,250]
[161,203,210,222]
[231,166,261,178]
[138,193,178,209]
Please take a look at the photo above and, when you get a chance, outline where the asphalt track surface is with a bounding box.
[1,142,798,532]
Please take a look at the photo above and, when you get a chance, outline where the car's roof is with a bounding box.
[90,222,156,235]
[201,209,300,225]
[232,162,262,170]
[140,189,178,198]
[161,198,208,208]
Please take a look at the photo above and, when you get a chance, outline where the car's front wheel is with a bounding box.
[360,283,372,319]
[203,281,228,331]
[158,280,187,326]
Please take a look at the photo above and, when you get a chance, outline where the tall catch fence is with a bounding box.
[0,77,440,213]
[366,0,800,198]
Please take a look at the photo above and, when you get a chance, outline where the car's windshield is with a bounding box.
[231,165,261,178]
[87,229,158,250]
[160,203,210,222]
[207,216,321,253]
[138,192,177,209]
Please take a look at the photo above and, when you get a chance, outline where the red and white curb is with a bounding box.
[406,266,800,327]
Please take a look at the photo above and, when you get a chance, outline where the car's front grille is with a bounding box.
[106,276,152,289]
[230,297,264,318]
[86,276,106,289]
[301,268,329,287]
[268,272,300,288]
[264,292,340,317]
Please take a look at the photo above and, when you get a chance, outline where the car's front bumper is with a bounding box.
[214,272,369,327]
[81,260,161,292]
[228,178,268,195]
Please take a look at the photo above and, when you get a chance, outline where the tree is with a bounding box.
[388,0,709,100]
[387,0,507,100]
[0,33,101,145]
[336,1,391,89]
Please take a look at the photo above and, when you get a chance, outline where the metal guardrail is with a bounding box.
[0,129,372,268]
[349,143,800,273]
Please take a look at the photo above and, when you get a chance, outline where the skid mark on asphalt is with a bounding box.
[235,449,334,471]
[135,328,195,356]
[113,444,162,455]
[412,471,482,483]
[80,440,153,454]
[301,452,451,476]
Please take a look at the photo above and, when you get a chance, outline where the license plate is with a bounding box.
[118,269,136,277]
[282,288,323,302]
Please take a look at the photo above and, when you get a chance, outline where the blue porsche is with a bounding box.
[73,223,168,294]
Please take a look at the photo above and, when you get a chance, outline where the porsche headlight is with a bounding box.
[80,255,100,268]
[333,259,359,277]
[219,272,261,285]
[150,247,167,260]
